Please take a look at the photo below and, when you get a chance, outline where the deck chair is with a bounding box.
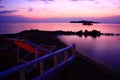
[7,38,56,63]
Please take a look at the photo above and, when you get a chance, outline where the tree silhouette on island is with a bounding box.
[70,20,99,25]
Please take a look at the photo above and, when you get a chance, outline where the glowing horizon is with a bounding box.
[0,0,120,18]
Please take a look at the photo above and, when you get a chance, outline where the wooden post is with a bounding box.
[40,61,44,80]
[19,69,26,80]
[35,48,38,59]
[64,51,68,62]
[72,44,75,57]
[34,48,38,67]
[17,47,20,62]
[53,55,58,68]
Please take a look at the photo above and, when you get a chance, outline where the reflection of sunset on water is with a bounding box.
[58,35,120,74]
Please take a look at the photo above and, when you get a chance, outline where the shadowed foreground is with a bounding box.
[51,56,119,80]
[0,30,120,80]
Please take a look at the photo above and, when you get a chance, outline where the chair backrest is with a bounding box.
[13,40,36,54]
[8,38,55,55]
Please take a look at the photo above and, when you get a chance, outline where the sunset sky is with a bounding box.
[0,0,120,23]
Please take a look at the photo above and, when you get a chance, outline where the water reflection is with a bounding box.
[58,35,120,74]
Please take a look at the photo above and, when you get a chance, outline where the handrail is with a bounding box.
[0,44,75,79]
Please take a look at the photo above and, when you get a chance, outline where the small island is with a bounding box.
[70,20,99,25]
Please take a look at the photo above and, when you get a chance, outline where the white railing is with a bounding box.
[0,44,76,80]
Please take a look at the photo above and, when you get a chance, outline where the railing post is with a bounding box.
[17,47,20,62]
[53,55,58,68]
[34,48,39,67]
[40,61,44,80]
[64,51,68,62]
[19,69,26,80]
[35,48,39,59]
[72,44,76,57]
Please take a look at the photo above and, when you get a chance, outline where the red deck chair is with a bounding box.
[7,38,56,63]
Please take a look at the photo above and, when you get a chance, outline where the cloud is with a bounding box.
[70,0,79,1]
[0,15,120,23]
[89,0,95,1]
[0,15,31,23]
[94,1,99,4]
[28,8,33,12]
[27,0,54,4]
[0,0,3,3]
[70,0,85,1]
[0,10,18,14]
[70,0,95,1]
[100,16,120,23]
[0,6,4,8]
[27,0,54,1]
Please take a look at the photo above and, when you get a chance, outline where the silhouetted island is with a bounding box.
[70,20,99,25]
[54,30,101,38]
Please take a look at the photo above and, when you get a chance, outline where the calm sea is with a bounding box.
[0,23,120,74]
[0,23,120,34]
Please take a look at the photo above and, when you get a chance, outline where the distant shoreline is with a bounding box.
[0,29,120,39]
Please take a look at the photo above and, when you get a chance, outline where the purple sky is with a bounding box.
[0,0,120,23]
